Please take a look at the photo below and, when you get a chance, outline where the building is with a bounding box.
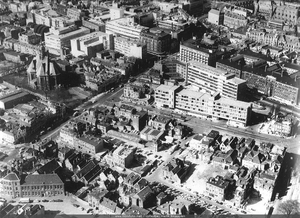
[187,61,246,100]
[140,29,171,56]
[71,31,114,57]
[27,52,62,91]
[105,144,135,168]
[140,127,164,142]
[155,84,181,108]
[216,55,300,105]
[208,9,224,25]
[3,38,44,56]
[114,36,147,59]
[175,89,252,126]
[132,186,153,209]
[176,38,217,78]
[67,7,86,21]
[223,6,248,29]
[44,25,90,55]
[19,32,41,45]
[205,175,232,202]
[0,172,64,198]
[0,91,33,110]
[105,17,149,39]
[162,158,191,184]
[114,104,148,131]
[272,4,300,24]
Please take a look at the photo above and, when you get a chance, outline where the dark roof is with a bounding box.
[136,186,153,201]
[238,49,273,62]
[83,165,102,183]
[22,173,63,185]
[3,172,19,181]
[76,160,97,179]
[37,159,61,174]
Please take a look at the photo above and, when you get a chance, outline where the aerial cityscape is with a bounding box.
[0,0,300,217]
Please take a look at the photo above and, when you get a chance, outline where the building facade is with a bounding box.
[140,29,171,56]
[44,25,90,55]
[0,173,64,198]
[114,36,147,59]
[187,61,246,100]
[155,84,181,108]
[71,31,114,57]
[175,89,252,126]
[106,17,149,39]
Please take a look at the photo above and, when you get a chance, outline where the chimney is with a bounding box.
[295,75,298,82]
[265,65,268,72]
[281,69,284,77]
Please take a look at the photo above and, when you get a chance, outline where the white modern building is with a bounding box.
[105,17,149,39]
[187,61,246,100]
[44,25,90,55]
[114,36,147,59]
[175,89,252,126]
[71,31,114,57]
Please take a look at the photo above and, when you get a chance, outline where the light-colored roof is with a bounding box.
[156,84,180,92]
[216,97,252,108]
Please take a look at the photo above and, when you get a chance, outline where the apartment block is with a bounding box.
[44,25,90,55]
[140,29,171,56]
[155,84,181,109]
[175,89,252,126]
[71,31,114,57]
[187,61,246,100]
[114,36,147,59]
[105,17,149,39]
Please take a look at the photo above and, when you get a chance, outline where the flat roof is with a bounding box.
[156,84,180,92]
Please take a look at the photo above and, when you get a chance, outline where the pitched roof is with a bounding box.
[136,186,153,201]
[22,173,63,185]
[76,160,97,179]
[3,172,19,181]
[37,159,61,174]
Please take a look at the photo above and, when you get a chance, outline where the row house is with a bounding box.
[246,29,300,52]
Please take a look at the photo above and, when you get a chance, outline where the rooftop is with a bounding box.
[156,84,180,92]
[22,173,63,185]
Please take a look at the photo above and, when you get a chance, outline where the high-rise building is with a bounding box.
[187,61,247,100]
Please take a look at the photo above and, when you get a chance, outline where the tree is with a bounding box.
[278,200,300,217]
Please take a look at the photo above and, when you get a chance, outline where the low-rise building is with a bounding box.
[0,172,64,198]
[105,144,135,168]
[162,158,191,184]
[0,90,33,110]
[205,175,233,202]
